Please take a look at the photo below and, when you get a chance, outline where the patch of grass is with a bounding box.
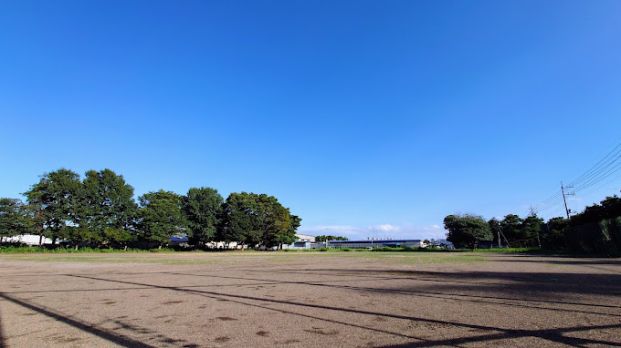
[469,247,543,254]
[0,246,486,266]
[370,246,418,252]
[277,250,485,264]
[0,252,217,265]
[0,245,176,254]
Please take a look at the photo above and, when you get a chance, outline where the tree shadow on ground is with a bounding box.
[0,305,6,348]
[377,322,621,347]
[4,258,621,347]
[7,270,621,319]
[66,273,621,347]
[162,270,621,318]
[491,254,621,264]
[0,292,200,348]
[271,268,621,296]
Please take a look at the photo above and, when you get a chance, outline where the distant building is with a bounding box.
[283,233,317,249]
[2,234,52,246]
[425,239,455,250]
[294,234,316,242]
[320,239,422,249]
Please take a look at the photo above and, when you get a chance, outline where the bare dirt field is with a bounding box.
[0,251,620,348]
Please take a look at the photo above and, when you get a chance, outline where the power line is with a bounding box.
[569,142,621,187]
[535,140,621,217]
[577,170,621,198]
[575,159,621,193]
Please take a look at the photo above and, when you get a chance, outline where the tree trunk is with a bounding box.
[39,234,43,245]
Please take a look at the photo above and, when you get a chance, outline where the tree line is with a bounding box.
[0,168,301,249]
[315,235,348,242]
[444,194,621,255]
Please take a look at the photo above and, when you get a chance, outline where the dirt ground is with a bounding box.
[0,251,620,348]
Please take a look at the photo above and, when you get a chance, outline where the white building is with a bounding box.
[294,234,316,242]
[283,233,316,249]
[3,234,52,246]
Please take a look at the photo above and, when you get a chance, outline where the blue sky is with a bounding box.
[1,0,620,239]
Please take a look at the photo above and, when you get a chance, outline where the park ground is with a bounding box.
[0,251,620,347]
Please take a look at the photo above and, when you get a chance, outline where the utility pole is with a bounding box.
[497,226,502,248]
[561,182,575,220]
[529,206,542,249]
[500,229,511,248]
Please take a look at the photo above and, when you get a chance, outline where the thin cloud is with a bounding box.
[369,224,401,232]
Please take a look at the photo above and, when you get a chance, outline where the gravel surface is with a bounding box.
[0,252,620,347]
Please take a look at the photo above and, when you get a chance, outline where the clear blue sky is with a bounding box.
[1,1,620,239]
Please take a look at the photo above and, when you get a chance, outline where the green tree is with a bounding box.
[260,195,294,249]
[521,214,544,247]
[24,169,82,244]
[315,235,348,242]
[487,218,503,247]
[500,214,524,246]
[136,190,187,247]
[541,217,568,250]
[0,198,32,241]
[183,187,223,246]
[572,195,621,225]
[218,192,297,249]
[218,193,261,247]
[281,215,302,248]
[444,214,493,249]
[78,169,137,247]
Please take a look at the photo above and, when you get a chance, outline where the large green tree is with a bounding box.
[487,218,503,247]
[521,214,544,247]
[444,214,493,249]
[136,190,187,246]
[24,169,82,244]
[183,187,223,246]
[218,192,298,248]
[281,215,302,248]
[500,214,524,245]
[77,169,137,246]
[0,198,32,241]
[218,193,264,247]
[541,217,568,250]
[260,195,294,248]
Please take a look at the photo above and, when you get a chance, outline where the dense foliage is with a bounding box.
[1,168,301,249]
[445,195,621,255]
[217,193,298,249]
[137,190,187,247]
[77,169,137,246]
[315,235,348,242]
[443,214,492,248]
[184,187,223,246]
[24,169,82,244]
[0,198,32,239]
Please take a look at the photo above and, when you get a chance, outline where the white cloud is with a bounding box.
[368,224,401,232]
